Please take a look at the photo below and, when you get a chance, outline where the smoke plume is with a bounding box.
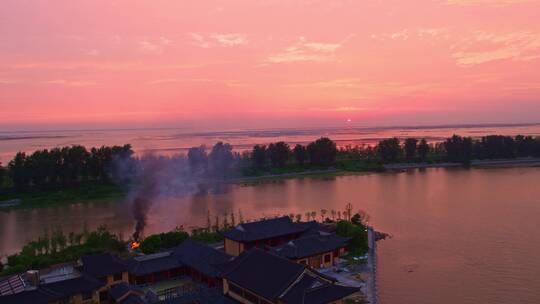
[128,155,200,241]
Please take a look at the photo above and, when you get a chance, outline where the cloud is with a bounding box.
[285,79,447,98]
[211,33,248,46]
[372,28,448,41]
[1,62,204,72]
[137,36,173,54]
[138,40,163,54]
[267,37,345,63]
[308,106,366,112]
[147,78,245,87]
[189,33,248,48]
[452,31,540,65]
[85,49,100,56]
[0,79,17,85]
[446,0,537,5]
[42,79,99,87]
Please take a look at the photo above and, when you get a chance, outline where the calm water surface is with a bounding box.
[1,167,540,303]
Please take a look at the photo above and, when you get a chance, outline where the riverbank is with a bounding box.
[383,157,540,171]
[0,182,127,211]
[3,157,540,211]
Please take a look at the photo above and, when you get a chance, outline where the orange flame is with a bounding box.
[131,241,140,249]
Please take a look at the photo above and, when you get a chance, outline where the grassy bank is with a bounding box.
[0,182,127,211]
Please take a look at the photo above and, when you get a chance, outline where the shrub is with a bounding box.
[139,228,189,254]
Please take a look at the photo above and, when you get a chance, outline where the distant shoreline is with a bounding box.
[231,157,540,184]
[3,158,540,211]
[384,157,540,171]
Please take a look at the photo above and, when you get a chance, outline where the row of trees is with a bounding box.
[2,225,125,275]
[187,137,338,177]
[376,135,540,164]
[2,144,134,191]
[251,137,337,169]
[3,134,540,192]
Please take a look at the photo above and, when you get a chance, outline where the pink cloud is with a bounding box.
[1,0,540,129]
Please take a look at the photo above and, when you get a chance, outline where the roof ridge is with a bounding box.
[277,267,309,300]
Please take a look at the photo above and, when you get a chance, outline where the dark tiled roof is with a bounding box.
[0,275,104,304]
[126,251,183,276]
[279,273,327,303]
[297,221,333,238]
[160,287,237,304]
[302,284,359,303]
[0,288,53,304]
[280,271,358,304]
[109,282,144,301]
[40,274,103,296]
[0,274,26,296]
[81,253,128,277]
[219,249,305,300]
[172,239,232,277]
[122,294,148,304]
[221,216,307,242]
[271,234,349,259]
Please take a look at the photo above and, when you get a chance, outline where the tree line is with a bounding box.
[0,144,134,192]
[375,134,540,164]
[2,134,540,193]
[1,225,125,275]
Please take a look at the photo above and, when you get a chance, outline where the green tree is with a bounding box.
[307,137,337,166]
[335,220,368,255]
[417,139,430,162]
[67,145,90,183]
[377,138,401,163]
[267,142,290,168]
[404,138,418,161]
[139,228,189,254]
[27,149,51,187]
[8,152,30,190]
[252,145,267,169]
[293,144,307,166]
[209,142,234,176]
[0,162,6,191]
[188,145,208,174]
[444,135,473,164]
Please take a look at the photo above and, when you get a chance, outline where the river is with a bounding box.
[1,166,540,303]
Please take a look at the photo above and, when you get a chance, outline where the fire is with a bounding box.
[131,241,140,250]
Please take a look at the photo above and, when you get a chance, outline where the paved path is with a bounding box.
[366,226,378,304]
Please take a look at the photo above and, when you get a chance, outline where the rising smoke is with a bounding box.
[127,155,200,241]
[124,143,234,241]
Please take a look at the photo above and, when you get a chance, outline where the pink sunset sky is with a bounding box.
[1,0,540,131]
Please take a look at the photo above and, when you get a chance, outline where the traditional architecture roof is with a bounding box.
[161,286,238,304]
[218,249,306,300]
[271,234,349,259]
[219,249,358,304]
[221,216,307,242]
[300,284,359,304]
[172,239,232,277]
[0,274,104,304]
[126,251,183,276]
[0,274,26,296]
[0,288,54,304]
[81,253,128,277]
[109,282,145,303]
[109,282,144,302]
[121,295,148,304]
[297,221,333,238]
[280,272,358,304]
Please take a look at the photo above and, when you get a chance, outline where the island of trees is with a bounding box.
[2,134,540,208]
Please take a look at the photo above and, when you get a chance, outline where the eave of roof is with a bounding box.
[81,253,128,277]
[271,234,349,259]
[221,217,308,242]
[219,249,306,300]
